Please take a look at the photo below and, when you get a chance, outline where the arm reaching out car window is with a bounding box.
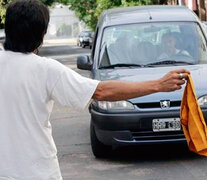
[92,69,190,101]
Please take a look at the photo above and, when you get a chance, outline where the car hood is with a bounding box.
[94,65,207,104]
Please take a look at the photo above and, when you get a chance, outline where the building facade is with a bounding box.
[167,0,206,21]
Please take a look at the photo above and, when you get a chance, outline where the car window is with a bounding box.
[197,25,207,63]
[99,22,205,67]
[82,32,92,37]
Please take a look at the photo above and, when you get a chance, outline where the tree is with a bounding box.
[0,0,12,26]
[56,0,69,4]
[68,0,97,30]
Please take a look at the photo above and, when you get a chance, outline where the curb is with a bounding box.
[43,38,77,47]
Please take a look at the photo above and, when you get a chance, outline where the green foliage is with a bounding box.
[0,0,12,24]
[40,0,55,6]
[95,0,121,18]
[57,0,70,5]
[68,0,97,30]
[40,0,70,5]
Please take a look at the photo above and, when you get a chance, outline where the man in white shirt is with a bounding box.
[0,0,189,180]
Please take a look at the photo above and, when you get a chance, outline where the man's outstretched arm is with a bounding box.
[92,69,189,101]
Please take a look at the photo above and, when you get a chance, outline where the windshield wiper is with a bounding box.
[99,63,143,69]
[146,60,194,66]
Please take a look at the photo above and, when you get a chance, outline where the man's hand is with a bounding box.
[157,68,190,92]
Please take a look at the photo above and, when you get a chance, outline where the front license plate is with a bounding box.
[152,118,181,132]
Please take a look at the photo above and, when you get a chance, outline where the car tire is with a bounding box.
[90,121,112,158]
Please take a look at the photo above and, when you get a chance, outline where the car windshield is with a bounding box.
[99,22,207,68]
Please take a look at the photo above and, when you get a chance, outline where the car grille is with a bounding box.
[131,131,184,141]
[135,101,181,109]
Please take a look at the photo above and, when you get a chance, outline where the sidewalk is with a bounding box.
[43,38,77,47]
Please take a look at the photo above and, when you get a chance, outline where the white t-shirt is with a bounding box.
[0,50,99,180]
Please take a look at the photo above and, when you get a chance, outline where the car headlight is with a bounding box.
[80,38,83,41]
[97,100,134,110]
[198,95,207,106]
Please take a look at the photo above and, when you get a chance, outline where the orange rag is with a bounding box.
[181,74,207,156]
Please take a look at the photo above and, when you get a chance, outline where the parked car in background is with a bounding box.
[0,38,4,51]
[77,31,93,48]
[0,29,5,44]
[77,6,207,158]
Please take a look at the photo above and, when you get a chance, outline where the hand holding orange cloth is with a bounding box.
[181,74,207,156]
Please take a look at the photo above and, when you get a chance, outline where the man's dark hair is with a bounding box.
[4,0,50,53]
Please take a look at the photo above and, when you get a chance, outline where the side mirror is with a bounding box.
[77,55,92,70]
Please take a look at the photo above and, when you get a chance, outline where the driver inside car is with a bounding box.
[158,33,190,60]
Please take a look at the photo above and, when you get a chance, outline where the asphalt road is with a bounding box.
[39,43,207,180]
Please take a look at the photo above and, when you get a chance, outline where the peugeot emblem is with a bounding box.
[160,100,170,109]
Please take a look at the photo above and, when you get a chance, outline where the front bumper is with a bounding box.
[91,108,207,146]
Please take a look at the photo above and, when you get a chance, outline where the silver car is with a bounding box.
[77,6,207,158]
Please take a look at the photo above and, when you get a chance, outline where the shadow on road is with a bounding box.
[39,45,90,56]
[100,143,202,162]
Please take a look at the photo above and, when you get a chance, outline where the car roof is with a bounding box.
[98,5,199,28]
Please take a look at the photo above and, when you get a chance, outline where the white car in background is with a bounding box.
[0,44,3,51]
[0,29,5,44]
